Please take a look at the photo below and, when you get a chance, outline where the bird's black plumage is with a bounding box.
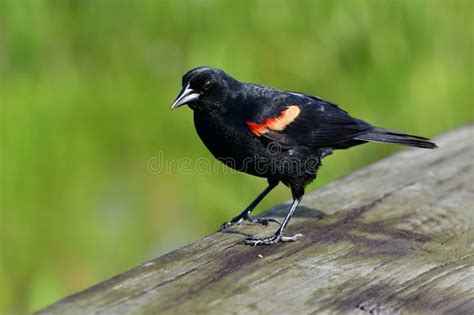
[171,66,436,245]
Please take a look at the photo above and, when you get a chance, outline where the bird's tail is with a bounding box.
[355,128,437,149]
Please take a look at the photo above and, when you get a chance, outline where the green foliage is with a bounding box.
[0,0,472,313]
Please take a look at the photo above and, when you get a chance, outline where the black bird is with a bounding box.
[171,66,436,245]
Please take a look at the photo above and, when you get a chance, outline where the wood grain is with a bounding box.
[37,125,474,315]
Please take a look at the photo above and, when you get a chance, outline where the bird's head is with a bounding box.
[170,66,239,112]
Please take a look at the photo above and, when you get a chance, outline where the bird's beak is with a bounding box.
[170,83,200,109]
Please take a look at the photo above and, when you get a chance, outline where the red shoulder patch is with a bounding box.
[246,105,301,136]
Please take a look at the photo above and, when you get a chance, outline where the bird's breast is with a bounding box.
[193,111,267,173]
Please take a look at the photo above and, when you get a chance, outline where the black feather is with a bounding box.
[355,128,437,149]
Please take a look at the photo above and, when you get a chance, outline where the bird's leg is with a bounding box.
[244,195,303,245]
[219,179,279,231]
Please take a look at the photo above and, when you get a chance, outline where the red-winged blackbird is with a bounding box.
[171,66,436,245]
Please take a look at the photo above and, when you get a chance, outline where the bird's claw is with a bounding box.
[219,220,237,231]
[243,233,303,246]
[219,216,280,232]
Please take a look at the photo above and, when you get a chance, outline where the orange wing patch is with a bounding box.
[246,105,301,136]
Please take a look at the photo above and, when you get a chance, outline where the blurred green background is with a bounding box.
[0,0,472,313]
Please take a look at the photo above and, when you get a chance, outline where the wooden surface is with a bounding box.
[37,125,474,315]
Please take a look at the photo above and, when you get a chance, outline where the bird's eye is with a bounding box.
[203,80,212,90]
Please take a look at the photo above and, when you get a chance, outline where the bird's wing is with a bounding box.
[245,92,373,148]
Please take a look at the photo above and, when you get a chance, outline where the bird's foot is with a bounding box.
[219,215,280,232]
[243,233,303,246]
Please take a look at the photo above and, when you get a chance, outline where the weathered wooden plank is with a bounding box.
[37,125,474,315]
